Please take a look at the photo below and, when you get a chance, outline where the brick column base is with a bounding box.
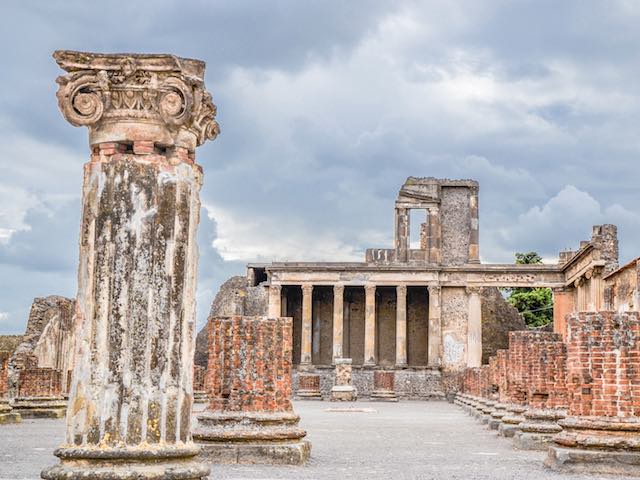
[371,371,398,402]
[14,368,66,419]
[297,374,323,400]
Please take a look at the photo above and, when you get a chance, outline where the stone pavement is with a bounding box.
[0,401,623,479]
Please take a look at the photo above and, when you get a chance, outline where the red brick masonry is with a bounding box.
[17,368,62,398]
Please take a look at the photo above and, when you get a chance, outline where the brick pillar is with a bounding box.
[395,285,408,367]
[552,287,574,341]
[332,284,344,363]
[428,285,442,368]
[301,284,313,366]
[466,287,482,367]
[371,370,398,402]
[364,285,377,366]
[193,365,208,404]
[268,284,282,317]
[43,50,220,480]
[194,316,310,464]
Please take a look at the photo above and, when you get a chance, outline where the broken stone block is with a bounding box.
[42,49,219,480]
[513,408,565,451]
[330,358,357,401]
[193,316,311,465]
[371,370,398,402]
[488,402,507,430]
[297,373,323,400]
[498,404,527,438]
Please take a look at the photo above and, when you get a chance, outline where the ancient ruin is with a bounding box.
[41,50,219,480]
[193,315,310,464]
[0,336,22,424]
[330,358,357,401]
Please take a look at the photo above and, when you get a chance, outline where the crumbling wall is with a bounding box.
[195,276,268,367]
[566,312,640,417]
[0,336,22,398]
[8,296,75,396]
[605,259,639,312]
[481,287,526,364]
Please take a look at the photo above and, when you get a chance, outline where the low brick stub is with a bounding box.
[205,315,293,413]
[17,368,63,398]
[565,311,640,417]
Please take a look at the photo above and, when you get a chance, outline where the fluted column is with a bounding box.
[467,286,482,367]
[301,284,313,366]
[427,285,442,368]
[268,284,282,317]
[364,284,377,366]
[43,50,220,480]
[332,284,344,363]
[395,285,407,368]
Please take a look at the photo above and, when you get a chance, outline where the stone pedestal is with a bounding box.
[371,370,398,402]
[488,402,507,430]
[297,373,323,400]
[479,399,495,424]
[193,316,311,465]
[330,358,357,402]
[15,368,66,419]
[13,396,66,419]
[42,50,219,480]
[513,408,565,451]
[0,399,21,424]
[498,404,526,438]
[546,416,640,475]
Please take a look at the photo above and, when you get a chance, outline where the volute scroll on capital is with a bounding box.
[53,50,220,150]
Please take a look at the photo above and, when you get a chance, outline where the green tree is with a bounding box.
[506,251,553,327]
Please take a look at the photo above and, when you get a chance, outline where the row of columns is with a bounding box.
[268,284,443,368]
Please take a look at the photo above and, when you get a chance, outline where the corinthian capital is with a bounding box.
[53,50,220,150]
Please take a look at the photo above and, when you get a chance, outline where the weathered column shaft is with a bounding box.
[427,285,442,367]
[268,284,282,317]
[332,284,344,362]
[395,208,409,262]
[467,287,482,367]
[428,207,441,264]
[301,284,313,365]
[44,50,219,480]
[552,287,575,340]
[364,285,376,366]
[395,285,407,367]
[468,187,480,263]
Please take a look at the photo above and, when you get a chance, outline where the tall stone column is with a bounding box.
[300,284,313,366]
[427,285,442,368]
[395,285,408,368]
[43,50,220,480]
[468,186,480,263]
[466,287,482,368]
[364,284,377,366]
[268,284,282,317]
[332,284,344,363]
[427,207,441,264]
[395,208,409,262]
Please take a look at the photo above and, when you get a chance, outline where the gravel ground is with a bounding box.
[0,400,624,480]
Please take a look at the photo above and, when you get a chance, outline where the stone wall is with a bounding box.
[565,312,640,417]
[440,186,471,265]
[481,287,526,364]
[604,258,639,312]
[8,296,75,396]
[441,287,468,371]
[0,336,22,398]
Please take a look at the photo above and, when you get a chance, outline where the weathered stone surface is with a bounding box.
[513,408,566,451]
[480,287,525,364]
[297,373,323,400]
[193,315,310,465]
[13,367,66,419]
[8,296,75,396]
[42,50,218,480]
[371,370,398,402]
[330,358,357,402]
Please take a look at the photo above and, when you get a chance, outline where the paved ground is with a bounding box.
[0,400,624,479]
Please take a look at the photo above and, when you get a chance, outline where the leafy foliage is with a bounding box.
[506,251,553,327]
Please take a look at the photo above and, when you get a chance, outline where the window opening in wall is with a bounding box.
[409,209,427,250]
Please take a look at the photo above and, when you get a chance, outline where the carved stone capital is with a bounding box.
[466,286,482,295]
[364,284,376,294]
[301,284,314,295]
[333,284,344,296]
[54,50,220,150]
[396,284,407,296]
[427,285,441,295]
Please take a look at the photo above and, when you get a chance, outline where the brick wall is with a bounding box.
[193,365,206,392]
[565,312,640,417]
[206,316,293,413]
[17,367,62,397]
[0,357,8,398]
[373,371,395,391]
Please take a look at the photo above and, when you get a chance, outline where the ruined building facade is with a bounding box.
[239,177,622,397]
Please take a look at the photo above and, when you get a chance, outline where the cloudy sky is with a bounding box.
[1,1,639,334]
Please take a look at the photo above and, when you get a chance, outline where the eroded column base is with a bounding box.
[330,386,357,402]
[41,445,209,480]
[193,411,311,465]
[12,396,67,419]
[513,408,565,450]
[546,446,640,476]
